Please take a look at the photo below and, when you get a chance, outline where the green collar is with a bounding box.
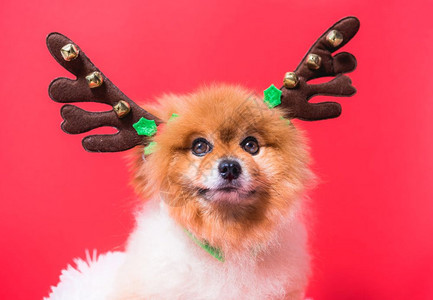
[184,229,224,262]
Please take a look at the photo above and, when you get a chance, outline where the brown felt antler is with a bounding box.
[280,16,360,120]
[47,33,162,152]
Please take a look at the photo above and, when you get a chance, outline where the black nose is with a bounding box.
[218,160,242,181]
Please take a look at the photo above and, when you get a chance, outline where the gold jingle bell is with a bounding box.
[86,71,104,88]
[283,72,299,89]
[306,54,322,70]
[113,100,131,118]
[326,30,344,48]
[60,44,80,61]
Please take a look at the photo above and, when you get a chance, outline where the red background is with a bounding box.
[1,0,433,299]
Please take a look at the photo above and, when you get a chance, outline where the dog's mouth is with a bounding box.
[197,185,256,202]
[212,186,238,193]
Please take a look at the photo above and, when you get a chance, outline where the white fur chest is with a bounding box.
[114,200,310,300]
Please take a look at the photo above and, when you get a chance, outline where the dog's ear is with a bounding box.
[275,17,360,121]
[47,32,163,152]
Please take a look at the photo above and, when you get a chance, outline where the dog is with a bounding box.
[45,17,359,300]
[113,85,313,299]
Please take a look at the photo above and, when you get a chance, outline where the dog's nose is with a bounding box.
[218,160,242,181]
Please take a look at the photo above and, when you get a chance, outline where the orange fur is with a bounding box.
[132,84,311,253]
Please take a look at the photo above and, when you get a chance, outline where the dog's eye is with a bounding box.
[192,138,212,156]
[241,136,259,155]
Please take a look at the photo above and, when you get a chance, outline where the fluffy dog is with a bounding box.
[116,85,313,299]
[45,17,359,300]
[47,85,312,300]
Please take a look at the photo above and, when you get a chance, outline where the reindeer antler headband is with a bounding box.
[47,17,359,152]
[46,34,163,152]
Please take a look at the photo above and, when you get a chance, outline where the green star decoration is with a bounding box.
[144,141,157,155]
[133,117,157,136]
[263,84,282,108]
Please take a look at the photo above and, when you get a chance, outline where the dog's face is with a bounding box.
[133,85,311,251]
